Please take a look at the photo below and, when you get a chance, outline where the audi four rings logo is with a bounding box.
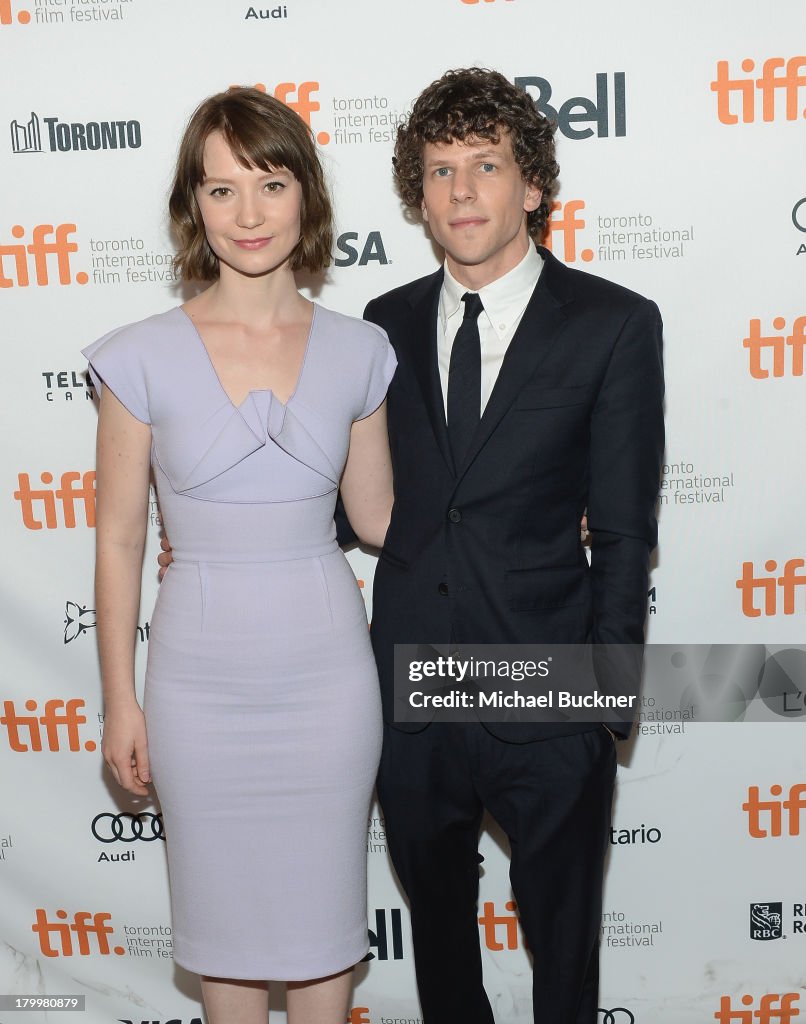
[598,1011,635,1024]
[91,812,165,843]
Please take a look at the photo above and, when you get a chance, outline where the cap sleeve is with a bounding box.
[82,325,151,425]
[356,325,397,421]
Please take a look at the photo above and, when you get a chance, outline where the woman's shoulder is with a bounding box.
[83,306,186,362]
[309,304,396,420]
[312,302,390,350]
[81,308,191,424]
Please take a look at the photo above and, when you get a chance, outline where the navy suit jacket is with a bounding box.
[357,246,664,741]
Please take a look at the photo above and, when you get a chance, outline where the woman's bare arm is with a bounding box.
[94,387,152,795]
[339,401,393,550]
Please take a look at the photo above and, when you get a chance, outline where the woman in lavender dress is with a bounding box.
[85,89,395,1024]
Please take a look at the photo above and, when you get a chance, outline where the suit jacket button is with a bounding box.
[438,582,449,596]
[448,508,462,523]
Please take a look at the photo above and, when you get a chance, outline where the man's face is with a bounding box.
[420,131,542,289]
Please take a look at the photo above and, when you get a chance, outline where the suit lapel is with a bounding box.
[454,247,573,479]
[406,269,455,472]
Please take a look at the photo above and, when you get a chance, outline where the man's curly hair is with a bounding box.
[394,68,559,241]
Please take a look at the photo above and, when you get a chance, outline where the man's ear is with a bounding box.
[421,198,429,222]
[524,184,542,213]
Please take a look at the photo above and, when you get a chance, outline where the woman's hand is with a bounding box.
[102,701,151,797]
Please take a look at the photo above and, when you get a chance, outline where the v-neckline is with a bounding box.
[176,303,318,410]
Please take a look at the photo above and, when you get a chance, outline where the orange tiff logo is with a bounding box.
[743,783,806,838]
[478,900,521,950]
[14,471,96,530]
[544,200,594,263]
[237,82,330,145]
[0,224,87,287]
[736,559,806,617]
[347,1010,370,1024]
[0,0,31,24]
[744,316,806,378]
[714,993,800,1023]
[32,909,125,957]
[711,57,806,124]
[461,0,514,4]
[1,699,97,752]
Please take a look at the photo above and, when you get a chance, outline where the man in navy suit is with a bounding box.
[362,68,664,1024]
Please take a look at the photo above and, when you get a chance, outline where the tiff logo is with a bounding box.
[0,0,31,24]
[714,993,800,1023]
[10,111,41,152]
[1,699,97,752]
[0,224,87,287]
[544,200,593,263]
[743,783,806,837]
[736,559,806,617]
[478,900,521,950]
[14,471,96,530]
[32,909,124,957]
[711,57,806,124]
[744,316,806,378]
[241,81,330,145]
[347,1012,370,1024]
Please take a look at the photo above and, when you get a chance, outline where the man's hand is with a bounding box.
[157,535,173,581]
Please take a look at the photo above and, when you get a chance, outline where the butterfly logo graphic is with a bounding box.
[64,601,96,644]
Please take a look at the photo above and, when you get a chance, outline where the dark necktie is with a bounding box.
[447,291,484,467]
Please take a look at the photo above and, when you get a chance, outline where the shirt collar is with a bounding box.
[440,243,543,341]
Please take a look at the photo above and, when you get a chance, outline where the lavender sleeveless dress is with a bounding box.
[84,305,395,979]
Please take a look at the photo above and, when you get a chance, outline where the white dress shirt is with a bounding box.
[438,243,543,417]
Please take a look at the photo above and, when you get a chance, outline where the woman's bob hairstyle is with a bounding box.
[169,87,333,280]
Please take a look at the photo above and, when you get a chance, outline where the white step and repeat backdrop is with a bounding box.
[1,2,804,1022]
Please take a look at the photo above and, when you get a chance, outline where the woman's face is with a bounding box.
[194,130,303,279]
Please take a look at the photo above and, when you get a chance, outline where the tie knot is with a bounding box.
[461,292,483,320]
